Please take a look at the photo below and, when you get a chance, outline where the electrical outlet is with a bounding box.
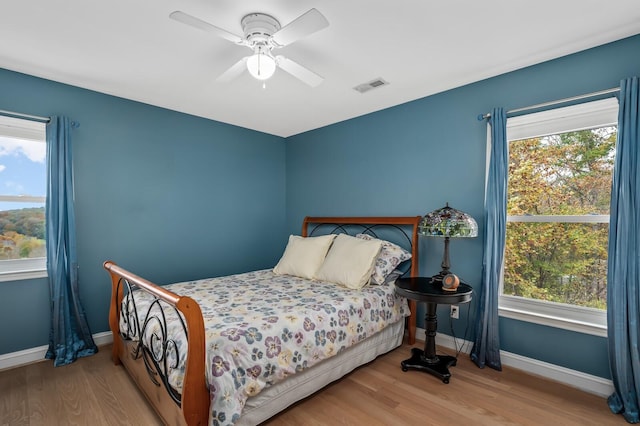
[450,305,459,319]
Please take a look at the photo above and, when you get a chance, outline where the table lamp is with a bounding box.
[419,203,478,286]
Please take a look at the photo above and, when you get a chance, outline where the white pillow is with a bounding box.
[273,234,336,279]
[314,234,383,289]
[355,234,412,284]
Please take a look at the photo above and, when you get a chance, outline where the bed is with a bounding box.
[103,216,420,425]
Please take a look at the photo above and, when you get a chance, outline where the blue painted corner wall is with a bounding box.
[0,68,286,354]
[285,34,640,379]
[2,33,639,381]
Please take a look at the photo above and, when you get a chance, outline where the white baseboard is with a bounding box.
[416,327,614,398]
[0,331,113,371]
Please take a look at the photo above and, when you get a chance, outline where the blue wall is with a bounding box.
[286,34,640,379]
[0,69,287,354]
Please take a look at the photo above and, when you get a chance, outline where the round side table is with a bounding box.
[395,276,473,383]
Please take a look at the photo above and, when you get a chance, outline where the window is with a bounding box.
[499,98,619,336]
[0,116,47,281]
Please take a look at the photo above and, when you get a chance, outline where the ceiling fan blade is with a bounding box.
[271,8,329,47]
[217,57,249,83]
[170,11,244,44]
[276,56,323,87]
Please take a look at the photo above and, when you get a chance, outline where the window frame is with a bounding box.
[0,116,47,282]
[498,97,619,337]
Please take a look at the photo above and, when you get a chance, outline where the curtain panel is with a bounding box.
[45,116,97,367]
[470,108,506,371]
[607,77,640,423]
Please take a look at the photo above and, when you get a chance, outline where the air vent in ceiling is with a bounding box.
[353,78,389,94]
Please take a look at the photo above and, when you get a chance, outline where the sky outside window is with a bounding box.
[0,135,46,211]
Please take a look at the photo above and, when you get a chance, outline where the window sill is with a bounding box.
[0,269,47,282]
[499,296,607,337]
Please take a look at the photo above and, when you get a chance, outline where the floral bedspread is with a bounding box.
[121,269,409,425]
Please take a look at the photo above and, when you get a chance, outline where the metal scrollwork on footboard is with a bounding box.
[117,276,186,406]
[104,261,219,426]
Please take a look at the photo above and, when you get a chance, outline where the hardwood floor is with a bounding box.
[1,342,625,425]
[0,345,160,426]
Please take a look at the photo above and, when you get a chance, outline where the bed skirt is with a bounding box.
[238,319,404,425]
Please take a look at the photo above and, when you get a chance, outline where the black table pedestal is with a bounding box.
[400,301,455,383]
[401,347,457,384]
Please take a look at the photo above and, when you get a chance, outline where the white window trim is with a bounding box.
[499,97,618,336]
[507,97,619,140]
[0,258,47,282]
[0,115,46,141]
[500,296,607,337]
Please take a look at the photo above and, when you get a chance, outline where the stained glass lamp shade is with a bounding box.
[419,203,478,281]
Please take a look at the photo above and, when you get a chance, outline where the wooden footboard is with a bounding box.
[104,261,209,426]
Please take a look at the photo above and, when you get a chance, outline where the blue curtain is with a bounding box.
[470,108,506,371]
[608,77,640,423]
[45,116,97,367]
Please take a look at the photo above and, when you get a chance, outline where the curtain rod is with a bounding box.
[477,87,620,121]
[0,108,50,123]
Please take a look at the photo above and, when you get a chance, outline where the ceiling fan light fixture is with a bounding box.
[171,9,329,86]
[247,52,276,80]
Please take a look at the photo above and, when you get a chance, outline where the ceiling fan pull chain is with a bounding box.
[257,50,262,77]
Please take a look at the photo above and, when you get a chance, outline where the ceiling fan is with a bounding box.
[169,9,329,87]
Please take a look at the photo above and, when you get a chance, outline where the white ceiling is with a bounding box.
[2,1,640,137]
